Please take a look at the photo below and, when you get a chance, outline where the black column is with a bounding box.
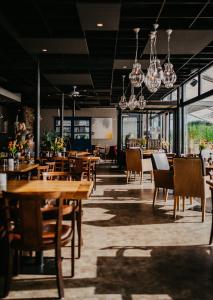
[60,93,64,137]
[35,59,40,159]
[117,108,122,168]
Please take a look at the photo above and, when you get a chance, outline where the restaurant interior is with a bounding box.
[0,1,213,299]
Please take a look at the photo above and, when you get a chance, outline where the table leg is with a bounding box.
[77,200,82,258]
[36,251,44,270]
[209,188,213,245]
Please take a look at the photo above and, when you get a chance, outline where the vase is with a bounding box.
[8,158,14,170]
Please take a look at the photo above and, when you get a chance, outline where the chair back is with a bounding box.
[126,149,142,173]
[37,165,49,179]
[42,171,72,181]
[152,153,170,170]
[173,157,205,197]
[45,162,56,172]
[2,191,62,251]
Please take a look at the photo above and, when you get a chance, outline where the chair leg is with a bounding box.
[76,200,82,259]
[55,247,64,299]
[190,196,193,205]
[150,171,153,183]
[139,172,141,184]
[71,210,75,277]
[173,196,177,218]
[177,196,180,211]
[182,196,185,212]
[126,171,129,184]
[164,189,169,202]
[201,197,206,222]
[153,187,158,207]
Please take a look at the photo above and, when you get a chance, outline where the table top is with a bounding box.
[79,156,100,162]
[67,151,91,157]
[0,163,39,174]
[3,180,93,199]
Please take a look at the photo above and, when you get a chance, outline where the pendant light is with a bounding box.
[119,75,128,110]
[163,29,177,88]
[137,86,146,110]
[128,84,137,110]
[129,28,144,88]
[145,24,163,93]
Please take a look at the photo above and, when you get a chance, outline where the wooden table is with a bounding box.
[0,163,39,180]
[3,179,93,258]
[67,150,91,157]
[5,179,93,199]
[206,180,213,245]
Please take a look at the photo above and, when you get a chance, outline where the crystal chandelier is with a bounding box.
[119,25,176,111]
[145,24,163,93]
[129,28,145,88]
[119,75,128,110]
[163,29,177,88]
[137,86,146,109]
[128,84,138,110]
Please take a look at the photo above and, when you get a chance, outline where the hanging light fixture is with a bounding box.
[163,29,177,88]
[129,28,144,88]
[137,86,146,110]
[119,75,128,110]
[128,84,138,110]
[145,24,163,93]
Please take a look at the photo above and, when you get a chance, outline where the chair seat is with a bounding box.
[41,204,74,216]
[11,223,72,248]
[43,223,72,242]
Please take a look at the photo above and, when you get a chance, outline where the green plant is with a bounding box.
[41,131,57,151]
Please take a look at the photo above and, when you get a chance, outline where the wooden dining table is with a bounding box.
[0,163,39,180]
[1,179,93,259]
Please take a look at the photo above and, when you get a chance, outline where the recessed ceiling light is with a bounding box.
[123,66,127,69]
[97,23,103,27]
[42,49,47,52]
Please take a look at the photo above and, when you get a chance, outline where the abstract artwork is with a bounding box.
[92,118,113,139]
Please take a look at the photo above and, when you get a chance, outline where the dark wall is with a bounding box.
[0,103,20,151]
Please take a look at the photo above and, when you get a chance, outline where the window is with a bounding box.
[184,76,198,101]
[169,113,174,152]
[184,96,213,153]
[201,65,213,94]
[171,89,177,101]
[122,116,138,147]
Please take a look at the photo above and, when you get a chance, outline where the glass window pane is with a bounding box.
[184,76,198,101]
[169,113,173,152]
[122,117,138,147]
[171,89,177,101]
[201,65,213,94]
[184,96,213,154]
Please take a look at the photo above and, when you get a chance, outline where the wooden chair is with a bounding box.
[71,157,89,181]
[2,191,74,299]
[152,153,174,206]
[126,148,153,184]
[173,157,211,222]
[41,171,82,258]
[42,171,72,181]
[45,161,56,172]
[36,165,49,179]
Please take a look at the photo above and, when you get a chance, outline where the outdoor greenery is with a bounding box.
[188,121,213,142]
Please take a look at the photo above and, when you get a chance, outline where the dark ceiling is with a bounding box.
[0,0,212,109]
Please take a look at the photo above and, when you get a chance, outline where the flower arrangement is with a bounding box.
[51,137,64,152]
[8,140,18,156]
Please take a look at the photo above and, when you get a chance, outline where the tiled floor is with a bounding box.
[5,164,213,300]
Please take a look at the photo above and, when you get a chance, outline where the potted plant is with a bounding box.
[8,140,18,158]
[52,137,64,156]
